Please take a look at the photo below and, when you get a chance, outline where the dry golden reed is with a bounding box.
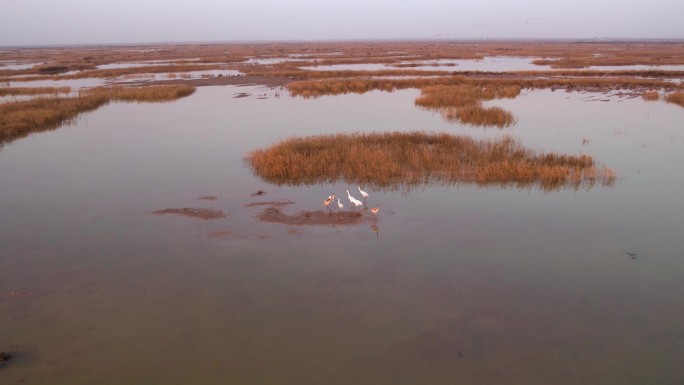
[246,132,615,192]
[287,76,678,99]
[0,85,195,144]
[442,105,514,127]
[415,85,520,127]
[0,86,71,96]
[665,91,684,107]
[642,91,660,101]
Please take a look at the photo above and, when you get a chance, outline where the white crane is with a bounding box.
[357,186,369,203]
[337,198,344,211]
[346,190,363,208]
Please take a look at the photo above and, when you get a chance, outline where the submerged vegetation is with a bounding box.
[246,132,615,192]
[0,85,194,144]
[258,207,368,226]
[415,85,520,127]
[152,207,226,220]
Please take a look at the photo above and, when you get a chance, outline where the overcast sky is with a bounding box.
[1,0,682,46]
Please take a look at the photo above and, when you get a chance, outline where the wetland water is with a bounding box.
[1,85,684,384]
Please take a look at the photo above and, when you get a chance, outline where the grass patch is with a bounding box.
[246,132,615,192]
[442,105,515,127]
[665,91,684,107]
[642,91,660,101]
[0,86,71,96]
[415,85,520,127]
[103,85,195,102]
[287,75,678,99]
[0,85,194,144]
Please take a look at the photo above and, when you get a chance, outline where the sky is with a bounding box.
[1,0,683,46]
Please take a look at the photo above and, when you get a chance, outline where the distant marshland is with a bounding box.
[415,85,521,127]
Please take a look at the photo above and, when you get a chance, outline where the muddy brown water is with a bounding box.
[1,85,683,384]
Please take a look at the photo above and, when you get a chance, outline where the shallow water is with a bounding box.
[245,57,315,65]
[1,85,683,384]
[7,78,106,89]
[301,56,684,73]
[96,62,176,70]
[96,60,225,70]
[301,57,552,72]
[108,69,244,83]
[577,64,684,71]
[0,62,43,71]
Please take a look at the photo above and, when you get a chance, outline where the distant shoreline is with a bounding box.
[2,38,684,50]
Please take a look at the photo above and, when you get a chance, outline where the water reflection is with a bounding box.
[370,224,379,237]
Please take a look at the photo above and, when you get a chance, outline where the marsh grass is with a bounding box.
[0,87,71,96]
[642,91,660,101]
[415,85,520,127]
[442,105,515,127]
[287,76,678,99]
[0,85,195,144]
[246,132,615,192]
[665,91,684,107]
[103,85,195,102]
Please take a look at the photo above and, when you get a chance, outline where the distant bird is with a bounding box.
[370,206,379,215]
[337,198,344,211]
[626,251,637,261]
[357,186,369,203]
[346,190,363,208]
[323,194,335,211]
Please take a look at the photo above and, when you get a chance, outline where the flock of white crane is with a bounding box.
[323,186,378,215]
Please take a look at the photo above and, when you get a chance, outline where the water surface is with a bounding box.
[1,85,683,384]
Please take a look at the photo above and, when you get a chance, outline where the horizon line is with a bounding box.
[2,37,684,50]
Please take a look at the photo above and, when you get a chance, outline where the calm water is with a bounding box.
[300,57,547,71]
[1,85,684,384]
[302,56,684,72]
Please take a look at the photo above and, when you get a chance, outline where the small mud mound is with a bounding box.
[208,230,233,239]
[0,352,10,367]
[4,290,28,298]
[258,207,369,226]
[245,200,295,207]
[197,195,218,201]
[153,208,226,220]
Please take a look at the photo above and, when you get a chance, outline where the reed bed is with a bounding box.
[442,105,515,127]
[0,85,194,144]
[415,85,520,127]
[103,85,195,102]
[665,91,684,107]
[287,76,679,99]
[642,91,660,101]
[0,86,71,96]
[246,132,615,192]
